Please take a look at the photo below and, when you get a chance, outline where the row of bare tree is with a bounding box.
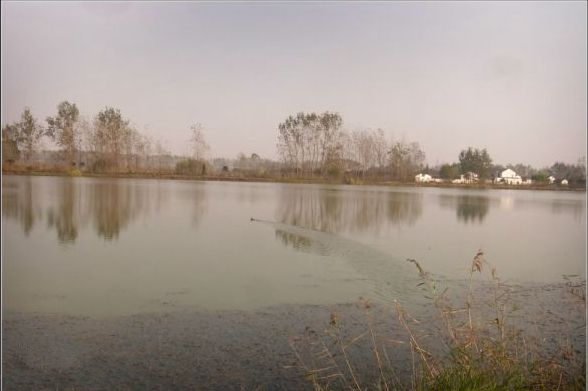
[3,106,426,180]
[277,112,425,181]
[2,102,191,173]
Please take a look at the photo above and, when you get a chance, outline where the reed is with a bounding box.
[291,250,586,390]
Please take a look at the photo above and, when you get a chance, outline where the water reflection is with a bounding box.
[47,180,78,243]
[276,187,423,233]
[439,195,490,224]
[267,220,419,305]
[439,192,586,224]
[500,196,585,219]
[550,200,585,221]
[274,229,330,256]
[177,184,208,227]
[89,181,148,240]
[456,196,490,223]
[2,177,209,243]
[387,192,423,226]
[2,177,42,236]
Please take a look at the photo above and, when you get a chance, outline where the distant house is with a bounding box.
[415,173,432,183]
[522,178,533,185]
[561,179,569,185]
[495,168,522,185]
[548,176,556,184]
[452,172,478,184]
[466,172,478,183]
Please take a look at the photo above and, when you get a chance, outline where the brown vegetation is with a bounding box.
[290,251,586,390]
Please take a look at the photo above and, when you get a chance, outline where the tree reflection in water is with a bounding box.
[47,179,78,243]
[262,219,420,305]
[2,177,41,236]
[274,229,330,256]
[551,200,585,221]
[89,181,146,240]
[276,187,423,234]
[1,178,186,243]
[177,184,208,227]
[439,194,490,223]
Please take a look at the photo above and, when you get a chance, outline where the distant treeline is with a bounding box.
[2,103,586,186]
[2,103,175,173]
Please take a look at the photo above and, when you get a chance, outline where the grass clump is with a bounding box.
[423,366,526,390]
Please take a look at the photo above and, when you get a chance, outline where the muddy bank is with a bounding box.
[3,281,585,390]
[3,303,407,390]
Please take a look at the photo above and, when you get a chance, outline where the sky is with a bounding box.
[1,1,586,167]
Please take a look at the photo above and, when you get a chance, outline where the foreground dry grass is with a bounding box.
[290,251,586,390]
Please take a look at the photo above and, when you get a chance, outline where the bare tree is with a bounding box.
[75,116,91,168]
[277,112,342,176]
[277,115,304,174]
[17,107,45,162]
[373,128,388,169]
[46,101,80,166]
[190,123,210,161]
[389,140,426,181]
[93,107,130,171]
[350,130,376,176]
[155,139,171,172]
[129,131,150,171]
[2,123,21,162]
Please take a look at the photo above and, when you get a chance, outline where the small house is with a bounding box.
[548,176,556,184]
[495,168,522,185]
[464,172,478,184]
[452,173,478,184]
[561,179,569,185]
[415,173,432,183]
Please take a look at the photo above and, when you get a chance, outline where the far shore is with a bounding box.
[2,168,585,192]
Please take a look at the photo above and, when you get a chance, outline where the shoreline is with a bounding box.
[2,169,585,192]
[3,280,585,390]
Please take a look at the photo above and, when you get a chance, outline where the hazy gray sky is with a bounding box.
[2,1,586,166]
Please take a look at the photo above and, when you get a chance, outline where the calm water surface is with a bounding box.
[2,176,586,317]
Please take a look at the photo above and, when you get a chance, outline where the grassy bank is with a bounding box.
[2,166,585,192]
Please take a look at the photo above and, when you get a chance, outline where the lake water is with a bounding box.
[2,175,586,317]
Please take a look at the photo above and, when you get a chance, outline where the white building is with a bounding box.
[452,172,478,184]
[548,176,556,184]
[561,179,569,185]
[495,168,522,185]
[415,173,432,183]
